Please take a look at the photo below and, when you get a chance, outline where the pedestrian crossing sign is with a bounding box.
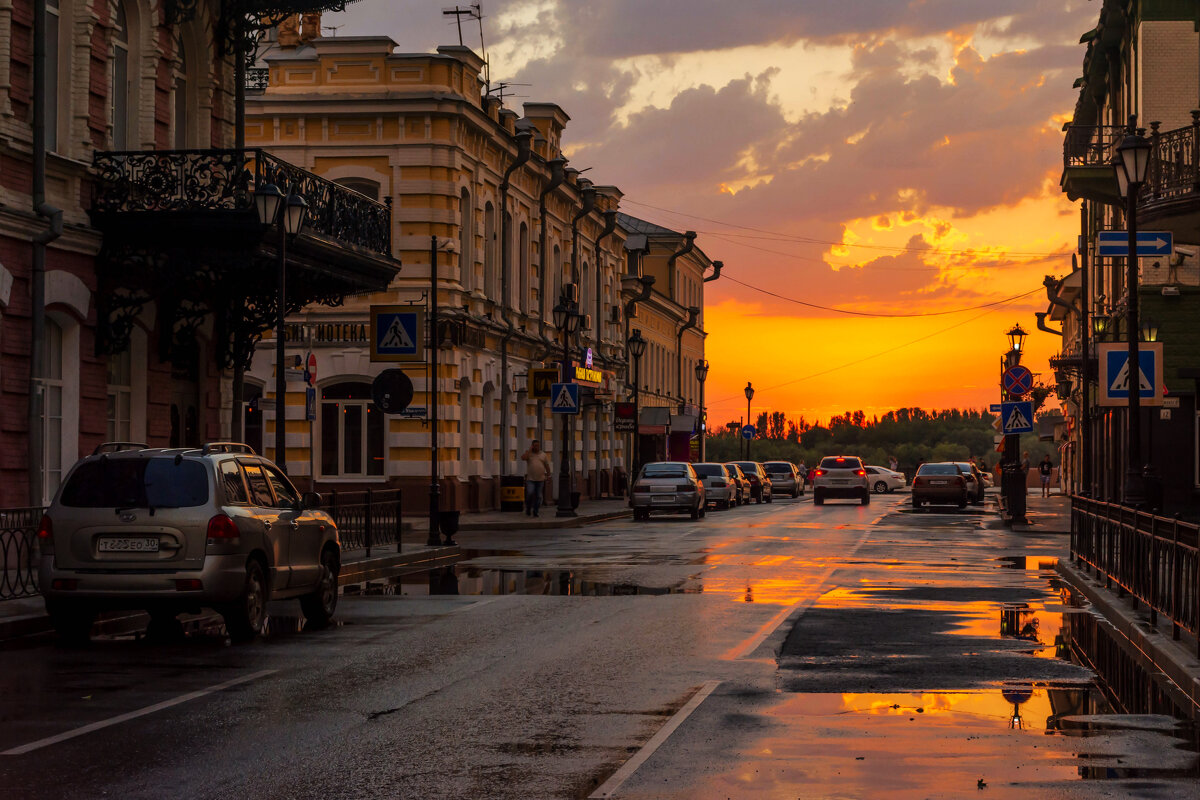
[370,305,424,363]
[550,382,579,415]
[1098,342,1163,407]
[1000,400,1034,434]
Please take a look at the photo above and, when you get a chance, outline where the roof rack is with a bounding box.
[92,442,149,455]
[200,442,257,456]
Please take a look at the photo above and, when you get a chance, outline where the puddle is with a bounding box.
[345,565,700,597]
[998,555,1060,570]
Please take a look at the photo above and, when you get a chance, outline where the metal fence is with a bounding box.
[319,489,403,558]
[1,508,43,601]
[1071,495,1200,657]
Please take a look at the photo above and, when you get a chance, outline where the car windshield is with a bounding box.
[917,463,960,476]
[764,463,791,473]
[734,462,757,473]
[642,464,687,478]
[820,457,861,470]
[60,457,210,508]
[692,464,724,477]
[953,463,974,473]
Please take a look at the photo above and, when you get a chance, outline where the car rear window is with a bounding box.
[953,463,974,472]
[643,464,687,478]
[764,463,791,473]
[917,463,960,476]
[820,457,861,470]
[60,457,210,508]
[734,462,757,473]
[693,464,724,477]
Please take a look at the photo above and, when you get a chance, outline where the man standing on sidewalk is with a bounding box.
[1038,455,1053,498]
[521,440,552,517]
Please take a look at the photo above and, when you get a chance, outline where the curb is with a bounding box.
[458,509,631,531]
[1056,560,1200,718]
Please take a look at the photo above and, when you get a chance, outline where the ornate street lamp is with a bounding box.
[695,359,709,461]
[1114,119,1153,507]
[256,184,307,473]
[1092,314,1108,340]
[744,381,755,460]
[1006,323,1028,353]
[1141,318,1159,342]
[628,329,647,485]
[555,288,581,517]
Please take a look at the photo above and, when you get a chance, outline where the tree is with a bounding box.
[769,411,786,440]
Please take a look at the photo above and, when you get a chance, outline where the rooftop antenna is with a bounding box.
[442,4,490,92]
[487,81,530,106]
[442,5,472,46]
[322,24,342,37]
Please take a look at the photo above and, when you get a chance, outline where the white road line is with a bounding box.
[2,669,277,756]
[449,596,505,613]
[588,680,721,799]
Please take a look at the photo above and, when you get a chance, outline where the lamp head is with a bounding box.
[1115,129,1152,189]
[744,381,754,401]
[1006,323,1028,352]
[1141,318,1159,342]
[254,183,284,225]
[284,193,308,235]
[695,359,709,382]
[627,329,646,359]
[552,302,568,331]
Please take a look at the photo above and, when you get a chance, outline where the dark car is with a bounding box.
[724,463,752,505]
[763,461,804,498]
[732,462,773,503]
[911,462,969,510]
[953,462,987,504]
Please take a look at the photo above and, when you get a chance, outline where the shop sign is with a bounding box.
[284,322,370,345]
[574,365,603,385]
[614,402,636,432]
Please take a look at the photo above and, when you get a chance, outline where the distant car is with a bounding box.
[692,462,737,510]
[911,462,969,510]
[811,455,870,505]
[864,465,906,494]
[763,461,804,497]
[952,462,986,505]
[981,471,994,489]
[732,462,773,503]
[631,462,706,520]
[38,442,341,643]
[724,463,752,505]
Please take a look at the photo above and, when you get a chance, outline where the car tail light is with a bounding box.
[207,514,240,542]
[955,477,965,487]
[175,579,203,591]
[633,485,651,494]
[37,515,52,539]
[677,483,695,492]
[812,469,825,477]
[51,579,78,591]
[855,469,865,476]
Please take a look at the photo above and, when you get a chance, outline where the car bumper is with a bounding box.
[704,487,734,503]
[771,479,797,492]
[814,482,867,497]
[631,493,699,512]
[913,489,967,504]
[38,553,250,608]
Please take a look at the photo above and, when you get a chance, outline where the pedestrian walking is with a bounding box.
[1038,455,1053,498]
[888,455,898,472]
[520,440,552,517]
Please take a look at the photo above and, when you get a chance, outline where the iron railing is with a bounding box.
[1145,116,1200,203]
[1071,495,1200,657]
[319,489,403,558]
[92,148,392,257]
[245,67,270,91]
[0,508,43,601]
[1062,124,1126,169]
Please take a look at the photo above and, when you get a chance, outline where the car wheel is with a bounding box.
[47,601,95,645]
[300,547,340,628]
[861,489,871,505]
[813,490,824,506]
[958,496,968,509]
[873,480,888,494]
[912,496,922,510]
[223,559,267,644]
[690,503,700,520]
[766,492,773,503]
[699,505,706,518]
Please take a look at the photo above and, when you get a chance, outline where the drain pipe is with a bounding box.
[704,260,723,283]
[570,184,596,288]
[30,0,64,505]
[590,209,617,498]
[675,306,700,401]
[1035,312,1062,337]
[666,231,696,294]
[536,157,567,345]
[498,129,532,489]
[1043,275,1075,319]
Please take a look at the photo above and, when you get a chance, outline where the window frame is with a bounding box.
[318,381,386,480]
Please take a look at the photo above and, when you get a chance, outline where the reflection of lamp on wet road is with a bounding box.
[1002,685,1033,729]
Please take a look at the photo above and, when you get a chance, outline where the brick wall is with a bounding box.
[1140,20,1200,133]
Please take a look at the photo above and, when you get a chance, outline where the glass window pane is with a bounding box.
[367,404,384,476]
[220,461,249,504]
[343,405,362,475]
[262,465,299,508]
[320,403,339,475]
[242,464,275,507]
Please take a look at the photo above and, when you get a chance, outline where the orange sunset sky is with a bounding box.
[332,1,1092,424]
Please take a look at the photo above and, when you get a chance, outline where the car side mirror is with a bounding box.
[301,491,322,510]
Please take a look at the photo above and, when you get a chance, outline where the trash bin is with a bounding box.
[437,510,460,537]
[570,491,581,510]
[1142,464,1163,513]
[500,475,524,512]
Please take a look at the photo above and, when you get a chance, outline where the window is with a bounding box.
[46,0,60,152]
[61,457,209,508]
[519,222,530,314]
[458,188,472,291]
[242,464,275,506]
[42,319,64,502]
[242,383,263,456]
[112,2,130,150]
[334,177,381,202]
[483,201,496,301]
[172,37,189,149]
[319,382,384,477]
[106,350,132,442]
[220,461,250,505]
[263,464,299,508]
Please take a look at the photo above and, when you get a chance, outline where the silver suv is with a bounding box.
[37,442,340,643]
[811,455,870,506]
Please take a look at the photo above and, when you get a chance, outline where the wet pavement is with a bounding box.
[0,492,1195,799]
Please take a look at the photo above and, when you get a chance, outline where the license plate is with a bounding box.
[833,479,849,485]
[652,495,673,504]
[98,536,159,553]
[931,480,947,485]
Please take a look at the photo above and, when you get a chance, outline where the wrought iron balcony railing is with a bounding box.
[246,67,270,91]
[1143,115,1200,204]
[92,148,392,258]
[1062,124,1126,169]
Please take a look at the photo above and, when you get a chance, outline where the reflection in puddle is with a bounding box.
[345,566,700,597]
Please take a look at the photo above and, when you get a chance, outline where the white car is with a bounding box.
[865,466,906,494]
[692,462,737,510]
[811,455,870,506]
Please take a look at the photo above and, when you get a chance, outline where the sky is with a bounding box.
[326,0,1096,426]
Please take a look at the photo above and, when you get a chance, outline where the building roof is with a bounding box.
[617,213,679,237]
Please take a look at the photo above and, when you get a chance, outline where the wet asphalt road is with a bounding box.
[0,492,1196,799]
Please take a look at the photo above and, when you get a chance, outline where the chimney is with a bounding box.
[300,12,322,44]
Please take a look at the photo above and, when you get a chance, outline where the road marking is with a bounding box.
[449,596,505,614]
[2,669,277,756]
[588,680,721,799]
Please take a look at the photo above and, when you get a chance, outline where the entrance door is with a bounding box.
[170,353,201,448]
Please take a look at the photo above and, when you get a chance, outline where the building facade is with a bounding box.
[1052,0,1200,514]
[245,34,644,511]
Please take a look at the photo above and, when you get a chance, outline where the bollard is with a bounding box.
[395,491,403,554]
[364,487,373,559]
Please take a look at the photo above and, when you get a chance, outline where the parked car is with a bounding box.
[911,462,969,510]
[811,455,870,505]
[631,462,706,520]
[864,465,907,494]
[981,471,994,489]
[763,461,804,497]
[692,463,737,510]
[37,442,341,643]
[732,462,773,503]
[952,462,987,505]
[724,463,752,505]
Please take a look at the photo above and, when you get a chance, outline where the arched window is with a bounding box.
[519,222,530,314]
[172,37,191,149]
[581,260,590,335]
[319,381,385,477]
[458,188,472,291]
[335,177,381,202]
[551,244,561,306]
[111,1,134,150]
[481,383,495,478]
[42,318,65,501]
[458,379,470,470]
[106,349,132,441]
[483,201,496,301]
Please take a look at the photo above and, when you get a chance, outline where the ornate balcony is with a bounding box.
[1060,124,1125,203]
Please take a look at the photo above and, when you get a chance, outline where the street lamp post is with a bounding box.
[255,184,307,474]
[695,359,709,461]
[1002,324,1027,524]
[628,329,647,486]
[744,382,755,460]
[554,292,581,517]
[1114,120,1152,507]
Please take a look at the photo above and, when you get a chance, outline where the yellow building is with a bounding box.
[244,33,633,511]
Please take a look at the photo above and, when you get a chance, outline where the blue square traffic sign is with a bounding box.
[1000,401,1034,434]
[370,306,424,362]
[551,382,579,415]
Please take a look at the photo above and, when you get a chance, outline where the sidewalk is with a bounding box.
[408,497,631,533]
[1012,492,1072,534]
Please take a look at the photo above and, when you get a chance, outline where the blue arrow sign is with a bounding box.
[1000,401,1034,434]
[1096,230,1173,257]
[741,424,756,440]
[550,382,579,415]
